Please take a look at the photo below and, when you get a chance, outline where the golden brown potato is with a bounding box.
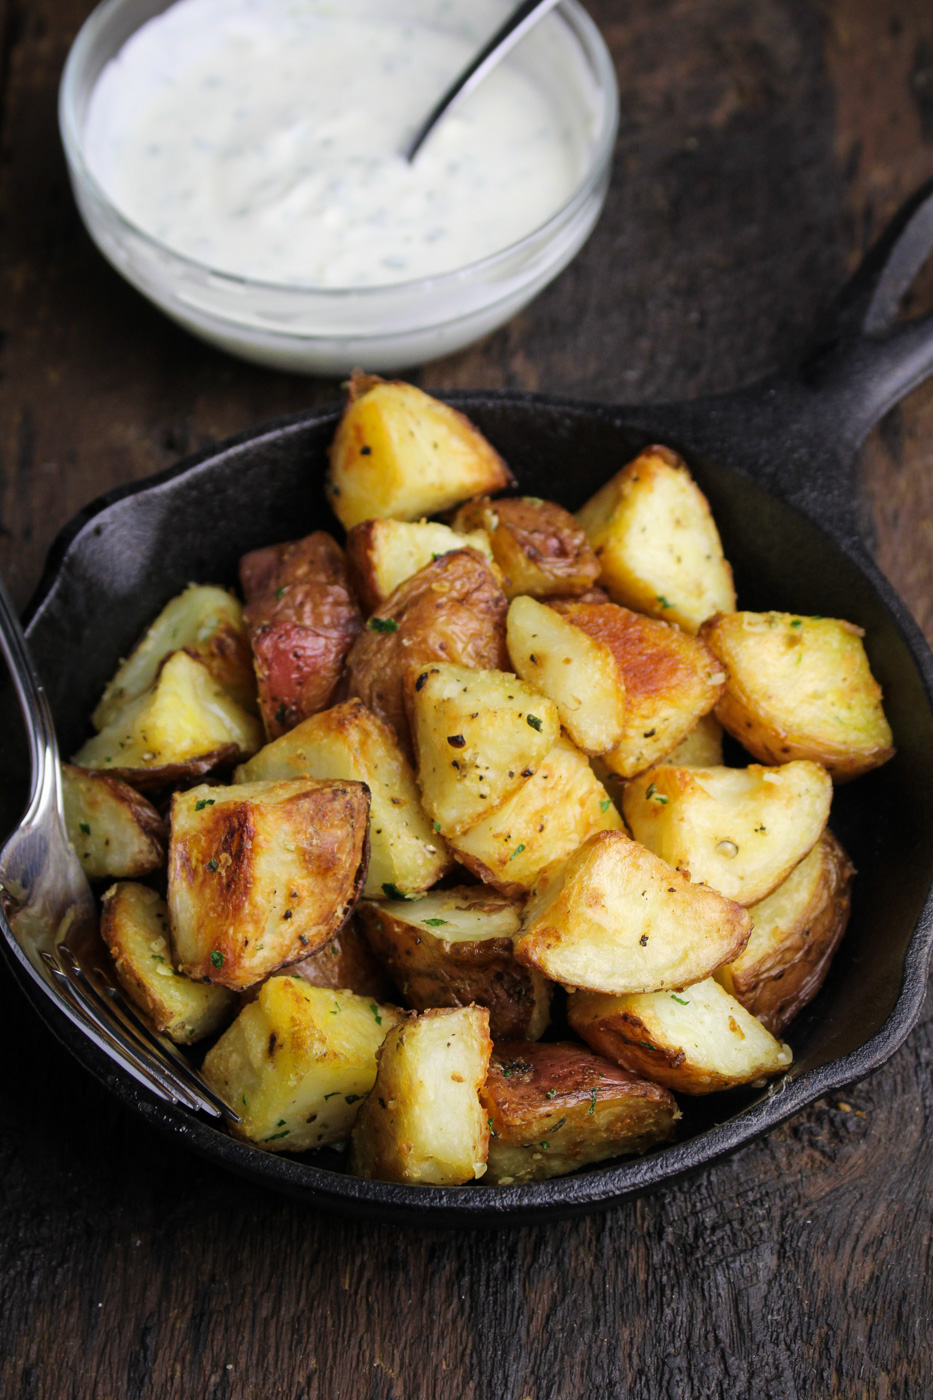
[348,1006,493,1185]
[450,495,600,599]
[202,978,403,1152]
[480,1041,679,1184]
[100,883,236,1043]
[699,610,895,781]
[715,830,854,1034]
[240,532,362,739]
[568,978,792,1094]
[409,663,559,837]
[345,549,509,757]
[326,373,512,530]
[346,517,494,614]
[515,829,751,995]
[234,699,451,899]
[62,764,166,880]
[623,761,833,906]
[357,887,550,1041]
[575,445,736,633]
[554,602,724,777]
[244,915,397,1004]
[450,733,623,896]
[168,777,370,990]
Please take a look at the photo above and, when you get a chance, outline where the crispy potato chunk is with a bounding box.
[100,883,235,1043]
[716,830,854,1034]
[480,1041,679,1184]
[623,761,833,906]
[62,764,166,880]
[327,373,512,530]
[568,978,792,1094]
[700,610,895,781]
[575,445,736,633]
[244,916,397,1003]
[515,830,751,995]
[74,651,263,788]
[410,663,559,837]
[652,712,724,768]
[451,495,600,599]
[92,584,257,731]
[349,1006,492,1185]
[358,887,550,1041]
[450,734,623,895]
[240,532,362,740]
[346,549,509,757]
[506,596,627,755]
[346,517,494,614]
[168,778,370,990]
[202,978,402,1152]
[235,699,450,899]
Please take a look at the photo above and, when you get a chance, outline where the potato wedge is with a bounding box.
[346,549,508,756]
[451,495,600,599]
[652,712,724,769]
[623,761,833,906]
[62,764,166,879]
[100,882,236,1043]
[240,531,362,739]
[715,830,854,1034]
[410,663,559,837]
[450,733,623,896]
[357,887,550,1041]
[480,1041,679,1184]
[515,829,751,994]
[575,445,736,632]
[168,777,370,990]
[243,916,397,1003]
[568,978,792,1094]
[92,584,257,731]
[234,699,450,899]
[73,650,263,788]
[326,373,512,530]
[700,610,895,781]
[348,1006,492,1185]
[505,596,626,755]
[346,517,494,614]
[201,978,403,1152]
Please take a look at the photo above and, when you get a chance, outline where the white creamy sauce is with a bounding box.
[84,0,588,288]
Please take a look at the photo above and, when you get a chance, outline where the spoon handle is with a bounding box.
[0,571,62,828]
[404,0,565,162]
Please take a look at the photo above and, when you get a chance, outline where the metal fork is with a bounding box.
[0,570,237,1120]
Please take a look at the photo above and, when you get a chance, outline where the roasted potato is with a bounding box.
[73,650,263,788]
[202,978,403,1152]
[652,712,724,769]
[92,584,257,731]
[327,372,512,530]
[243,915,397,1003]
[715,830,854,1034]
[100,883,235,1043]
[623,761,833,906]
[480,1041,679,1184]
[505,596,627,755]
[568,978,793,1094]
[575,445,736,633]
[450,495,600,599]
[168,777,370,990]
[515,829,751,995]
[409,663,559,836]
[62,764,166,879]
[240,531,362,740]
[357,887,550,1041]
[346,517,494,614]
[234,699,450,899]
[348,1006,492,1185]
[699,610,895,781]
[450,733,623,896]
[346,549,509,756]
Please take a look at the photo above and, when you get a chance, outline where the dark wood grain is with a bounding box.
[1,1,933,1397]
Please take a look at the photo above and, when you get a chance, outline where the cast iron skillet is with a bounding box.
[3,185,933,1227]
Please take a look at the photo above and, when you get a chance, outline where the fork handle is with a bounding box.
[0,570,62,826]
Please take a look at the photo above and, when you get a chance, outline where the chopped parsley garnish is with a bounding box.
[275,586,286,600]
[79,822,91,835]
[433,821,442,833]
[344,1094,362,1105]
[323,1092,340,1101]
[206,857,219,872]
[382,882,422,901]
[369,1004,383,1026]
[526,714,543,732]
[600,798,612,813]
[508,843,526,861]
[210,950,224,968]
[588,1086,598,1115]
[367,616,398,633]
[195,798,215,812]
[645,783,668,805]
[656,595,673,609]
[423,917,449,927]
[671,994,690,1006]
[488,1118,496,1136]
[790,618,802,628]
[545,1088,557,1100]
[263,1130,290,1142]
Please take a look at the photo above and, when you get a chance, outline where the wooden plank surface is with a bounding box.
[1,1,932,1396]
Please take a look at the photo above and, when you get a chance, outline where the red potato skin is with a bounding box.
[240,533,362,739]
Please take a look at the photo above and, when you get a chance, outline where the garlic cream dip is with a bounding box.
[83,0,592,289]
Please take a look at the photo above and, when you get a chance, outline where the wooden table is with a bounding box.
[2,2,932,1394]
